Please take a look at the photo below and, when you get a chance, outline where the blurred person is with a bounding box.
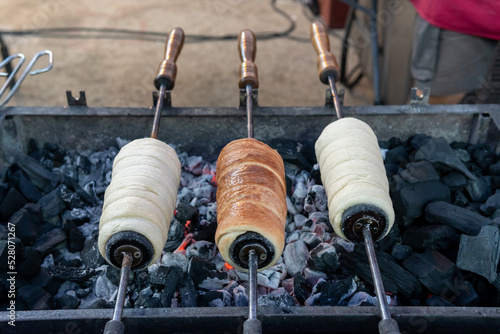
[410,0,500,104]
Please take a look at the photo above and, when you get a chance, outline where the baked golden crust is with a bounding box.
[215,138,286,271]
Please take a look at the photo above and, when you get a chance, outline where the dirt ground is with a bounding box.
[0,0,373,109]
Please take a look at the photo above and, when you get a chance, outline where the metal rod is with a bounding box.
[362,225,391,321]
[248,249,258,320]
[150,82,166,139]
[112,252,133,322]
[328,76,343,119]
[246,84,254,138]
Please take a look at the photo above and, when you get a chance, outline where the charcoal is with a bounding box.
[32,228,67,257]
[425,201,492,235]
[425,295,455,306]
[199,290,232,307]
[480,190,500,216]
[456,225,500,283]
[54,294,80,309]
[465,173,492,203]
[164,220,184,252]
[304,185,327,213]
[0,240,7,270]
[86,298,108,309]
[151,265,182,288]
[63,176,97,205]
[402,225,460,252]
[453,191,469,207]
[347,291,377,306]
[258,287,296,307]
[310,277,355,306]
[94,274,116,300]
[409,133,431,150]
[175,201,199,225]
[472,147,495,171]
[341,244,421,298]
[59,258,83,268]
[385,145,408,166]
[390,244,413,262]
[302,218,316,232]
[189,256,229,290]
[283,240,309,276]
[268,139,313,171]
[61,209,90,227]
[10,169,42,202]
[293,272,308,304]
[414,137,473,179]
[453,280,480,306]
[178,272,197,307]
[9,203,42,245]
[442,172,467,190]
[17,285,53,310]
[0,183,7,203]
[307,243,339,273]
[161,252,189,272]
[50,265,98,282]
[233,285,249,307]
[67,226,85,253]
[143,297,162,308]
[300,232,322,249]
[186,240,217,261]
[38,184,67,221]
[16,154,59,193]
[106,266,129,286]
[60,186,84,209]
[17,246,42,277]
[392,180,451,218]
[490,161,500,175]
[80,236,105,268]
[303,267,327,286]
[0,188,27,221]
[399,161,440,183]
[385,163,399,177]
[135,271,150,290]
[402,250,457,295]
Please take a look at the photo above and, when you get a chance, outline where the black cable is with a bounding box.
[0,0,296,44]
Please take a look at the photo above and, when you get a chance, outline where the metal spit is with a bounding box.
[103,27,185,334]
[238,28,263,334]
[311,21,400,334]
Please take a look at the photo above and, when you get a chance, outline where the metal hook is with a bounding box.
[0,50,53,107]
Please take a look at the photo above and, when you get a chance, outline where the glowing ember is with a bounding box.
[224,262,234,270]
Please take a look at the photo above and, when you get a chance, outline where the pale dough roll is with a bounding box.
[215,138,287,271]
[98,138,181,268]
[315,117,394,241]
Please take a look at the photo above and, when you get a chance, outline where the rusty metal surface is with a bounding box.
[1,306,499,334]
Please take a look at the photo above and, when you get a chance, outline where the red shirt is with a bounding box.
[411,0,500,40]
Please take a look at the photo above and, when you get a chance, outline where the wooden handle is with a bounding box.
[310,21,340,84]
[155,27,185,90]
[238,29,259,89]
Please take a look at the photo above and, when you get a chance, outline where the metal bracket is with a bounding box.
[152,90,172,109]
[325,88,344,108]
[239,89,259,108]
[66,90,87,107]
[409,87,430,107]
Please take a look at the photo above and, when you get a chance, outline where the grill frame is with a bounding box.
[1,103,499,333]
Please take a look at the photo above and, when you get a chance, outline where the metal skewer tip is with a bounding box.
[328,76,343,120]
[104,251,133,334]
[243,249,262,334]
[362,225,401,334]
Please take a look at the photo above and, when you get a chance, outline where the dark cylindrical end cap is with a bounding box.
[378,318,401,334]
[341,204,388,243]
[105,231,154,270]
[104,320,125,334]
[243,319,262,334]
[229,231,274,270]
